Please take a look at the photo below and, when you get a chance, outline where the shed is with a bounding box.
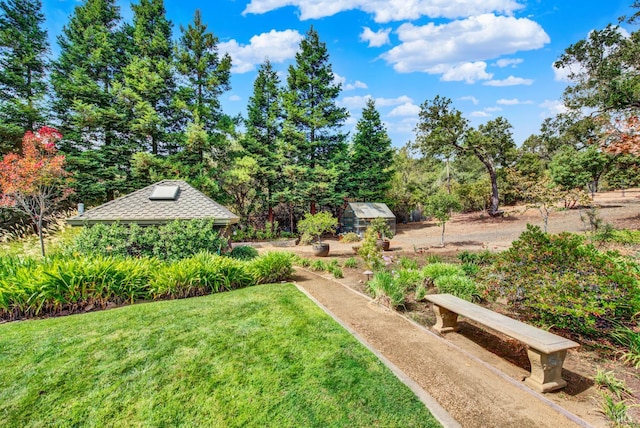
[340,202,396,237]
[67,179,239,227]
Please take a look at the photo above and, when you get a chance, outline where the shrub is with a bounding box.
[150,253,253,298]
[340,232,361,243]
[433,275,479,302]
[398,256,418,270]
[68,220,228,261]
[229,245,259,261]
[358,227,383,271]
[367,271,404,309]
[394,269,422,292]
[343,257,359,269]
[296,212,337,244]
[457,250,494,265]
[328,265,344,279]
[421,263,463,284]
[249,252,294,284]
[478,224,640,339]
[612,325,640,369]
[310,260,327,272]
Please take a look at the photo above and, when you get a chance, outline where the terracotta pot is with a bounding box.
[312,242,330,257]
[377,239,391,251]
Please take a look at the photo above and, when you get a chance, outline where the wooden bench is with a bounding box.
[425,293,580,393]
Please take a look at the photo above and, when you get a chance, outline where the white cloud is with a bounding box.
[539,100,568,117]
[497,98,533,105]
[334,74,368,91]
[219,29,303,74]
[243,0,524,23]
[345,80,368,90]
[229,94,241,102]
[387,117,419,135]
[485,106,503,112]
[340,94,413,109]
[495,58,523,68]
[360,27,391,47]
[483,75,533,86]
[388,103,421,117]
[436,62,492,83]
[381,14,549,74]
[471,111,492,118]
[459,96,480,105]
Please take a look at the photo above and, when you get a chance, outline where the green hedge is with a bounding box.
[67,220,228,261]
[479,224,640,339]
[0,251,295,321]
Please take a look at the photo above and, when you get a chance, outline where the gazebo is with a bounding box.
[67,180,239,227]
[340,202,396,237]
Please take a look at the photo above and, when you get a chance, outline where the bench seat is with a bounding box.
[425,293,580,393]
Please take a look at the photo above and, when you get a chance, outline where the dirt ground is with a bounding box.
[261,189,640,427]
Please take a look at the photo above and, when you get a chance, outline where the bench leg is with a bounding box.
[432,304,459,333]
[524,348,568,393]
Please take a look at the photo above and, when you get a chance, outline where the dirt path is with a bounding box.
[294,269,596,428]
[258,190,640,427]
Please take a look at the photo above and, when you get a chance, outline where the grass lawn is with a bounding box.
[0,283,439,427]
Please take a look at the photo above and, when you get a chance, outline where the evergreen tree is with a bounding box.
[347,98,394,201]
[282,26,348,213]
[0,0,48,154]
[50,0,134,201]
[175,9,232,160]
[116,0,175,155]
[243,60,284,223]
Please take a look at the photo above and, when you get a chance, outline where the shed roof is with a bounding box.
[346,202,395,219]
[67,180,239,226]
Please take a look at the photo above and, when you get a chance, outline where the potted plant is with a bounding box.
[368,217,394,251]
[297,211,338,257]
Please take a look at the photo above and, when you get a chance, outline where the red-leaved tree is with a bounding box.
[0,127,73,256]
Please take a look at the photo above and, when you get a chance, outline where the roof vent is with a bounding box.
[149,185,180,201]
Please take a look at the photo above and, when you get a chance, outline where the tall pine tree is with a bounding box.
[116,0,175,155]
[282,26,348,214]
[347,98,394,201]
[175,9,232,161]
[243,60,284,223]
[0,0,49,154]
[51,0,133,202]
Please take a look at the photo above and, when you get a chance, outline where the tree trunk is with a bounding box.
[310,201,316,215]
[489,169,500,216]
[38,214,45,257]
[441,222,445,247]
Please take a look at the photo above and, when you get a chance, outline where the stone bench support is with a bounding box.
[426,294,580,393]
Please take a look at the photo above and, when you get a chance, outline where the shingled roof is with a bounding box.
[67,180,239,226]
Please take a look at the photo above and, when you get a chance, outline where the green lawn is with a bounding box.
[0,283,439,427]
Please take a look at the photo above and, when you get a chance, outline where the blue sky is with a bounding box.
[42,0,633,147]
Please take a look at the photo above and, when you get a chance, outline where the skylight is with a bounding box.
[149,185,180,201]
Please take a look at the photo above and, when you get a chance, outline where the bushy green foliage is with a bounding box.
[343,257,359,269]
[310,260,327,272]
[421,263,464,283]
[230,222,294,242]
[612,326,640,369]
[248,252,294,284]
[340,232,361,243]
[296,212,337,244]
[358,226,383,270]
[368,217,394,240]
[228,245,259,260]
[0,251,294,320]
[151,253,254,299]
[433,275,479,302]
[478,224,640,338]
[398,256,418,270]
[367,271,405,309]
[457,250,494,265]
[68,220,228,261]
[394,269,423,292]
